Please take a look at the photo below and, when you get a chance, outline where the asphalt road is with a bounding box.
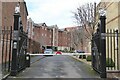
[8,55,99,78]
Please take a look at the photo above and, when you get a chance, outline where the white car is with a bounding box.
[44,49,53,55]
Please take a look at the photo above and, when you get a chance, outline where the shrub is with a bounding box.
[79,55,86,59]
[106,58,115,67]
[69,50,74,53]
[64,48,68,52]
[86,55,92,61]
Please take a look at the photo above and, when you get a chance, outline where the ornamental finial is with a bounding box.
[15,0,20,13]
[99,8,106,16]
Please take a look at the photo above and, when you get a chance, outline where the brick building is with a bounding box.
[48,25,58,50]
[64,27,79,51]
[27,18,34,39]
[57,29,71,51]
[0,0,28,65]
[27,18,40,53]
[28,21,73,52]
[32,23,58,51]
[1,1,28,31]
[47,27,53,46]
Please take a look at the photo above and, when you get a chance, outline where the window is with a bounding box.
[42,34,44,36]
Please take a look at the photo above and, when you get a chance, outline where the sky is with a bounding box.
[25,0,101,29]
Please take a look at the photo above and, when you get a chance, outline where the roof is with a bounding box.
[64,26,79,32]
[23,1,28,16]
[38,23,47,26]
[48,25,58,28]
[33,23,47,27]
[58,29,66,32]
[47,27,53,30]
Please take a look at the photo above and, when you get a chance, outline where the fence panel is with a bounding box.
[92,29,120,75]
[17,31,27,71]
[106,29,120,71]
[92,33,101,73]
[1,26,13,78]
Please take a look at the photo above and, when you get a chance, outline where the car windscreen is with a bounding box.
[45,49,52,51]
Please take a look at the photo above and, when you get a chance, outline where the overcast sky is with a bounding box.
[25,0,100,29]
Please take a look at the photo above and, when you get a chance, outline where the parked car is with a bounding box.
[44,49,53,56]
[76,50,85,53]
[55,51,62,55]
[76,50,86,59]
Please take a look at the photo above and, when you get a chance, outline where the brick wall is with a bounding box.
[47,28,52,46]
[27,18,34,39]
[2,1,28,31]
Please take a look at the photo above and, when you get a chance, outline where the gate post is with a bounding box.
[11,6,21,76]
[99,9,106,78]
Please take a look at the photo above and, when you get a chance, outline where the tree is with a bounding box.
[73,3,96,35]
[71,27,83,49]
[72,3,96,50]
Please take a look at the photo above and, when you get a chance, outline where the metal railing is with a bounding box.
[106,29,120,71]
[1,26,13,78]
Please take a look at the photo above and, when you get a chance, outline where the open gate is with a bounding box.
[92,10,120,78]
[10,10,28,76]
[91,13,106,78]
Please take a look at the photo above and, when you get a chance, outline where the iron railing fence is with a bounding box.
[1,26,13,78]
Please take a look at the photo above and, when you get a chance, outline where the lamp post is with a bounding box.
[99,8,106,78]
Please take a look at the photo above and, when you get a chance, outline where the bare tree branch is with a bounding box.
[71,3,96,50]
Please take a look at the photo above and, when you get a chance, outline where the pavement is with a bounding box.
[0,64,2,80]
[7,55,100,79]
[71,55,91,66]
[71,55,120,79]
[30,55,46,64]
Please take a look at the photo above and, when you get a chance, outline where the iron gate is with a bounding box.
[92,29,101,73]
[17,31,27,71]
[10,12,28,76]
[92,12,120,78]
[91,15,106,78]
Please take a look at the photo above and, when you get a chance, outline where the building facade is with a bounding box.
[28,22,73,52]
[2,1,28,31]
[27,18,34,39]
[58,29,70,51]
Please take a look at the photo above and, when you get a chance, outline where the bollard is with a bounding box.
[26,53,30,67]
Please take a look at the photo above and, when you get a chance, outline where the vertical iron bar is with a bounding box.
[116,30,119,70]
[91,37,94,68]
[2,27,5,74]
[113,30,116,70]
[5,26,8,72]
[107,29,109,70]
[8,26,12,72]
[110,29,112,70]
